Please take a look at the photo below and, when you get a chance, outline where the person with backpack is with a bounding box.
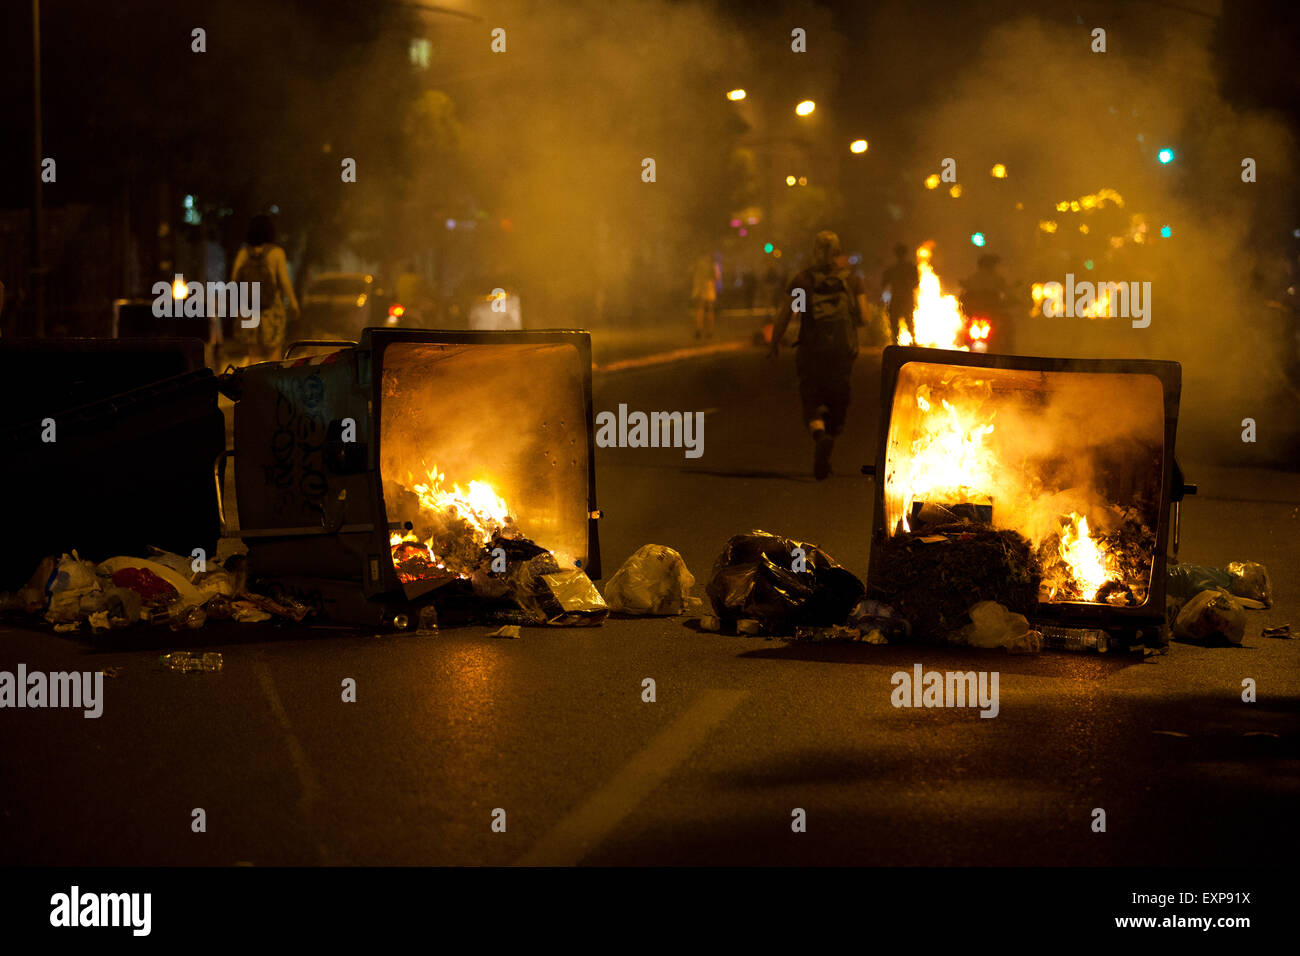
[768,230,868,479]
[230,214,299,364]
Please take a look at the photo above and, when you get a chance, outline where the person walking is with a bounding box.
[768,230,868,479]
[691,251,718,339]
[230,214,299,364]
[881,242,918,344]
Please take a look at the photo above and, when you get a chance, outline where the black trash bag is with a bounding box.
[705,530,864,635]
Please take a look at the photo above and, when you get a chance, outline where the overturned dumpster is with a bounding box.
[219,328,602,627]
[863,346,1193,648]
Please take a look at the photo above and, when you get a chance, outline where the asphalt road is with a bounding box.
[1,343,1297,866]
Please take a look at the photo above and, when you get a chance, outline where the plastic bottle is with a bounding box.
[1040,626,1110,653]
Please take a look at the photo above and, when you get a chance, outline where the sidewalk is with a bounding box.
[585,311,760,373]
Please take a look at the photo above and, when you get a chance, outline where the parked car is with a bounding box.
[296,272,405,341]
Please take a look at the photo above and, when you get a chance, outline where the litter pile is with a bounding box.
[1166,560,1274,646]
[471,535,609,627]
[0,548,310,634]
[869,524,1041,642]
[701,530,865,637]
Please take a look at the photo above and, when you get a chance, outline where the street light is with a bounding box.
[990,163,1007,178]
[727,89,746,101]
[785,175,796,186]
[850,139,868,154]
[795,100,815,116]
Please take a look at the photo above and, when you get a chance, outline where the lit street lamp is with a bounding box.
[795,100,815,116]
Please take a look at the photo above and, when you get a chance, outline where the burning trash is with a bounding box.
[868,348,1183,649]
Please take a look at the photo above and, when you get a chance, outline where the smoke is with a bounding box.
[439,0,755,322]
[895,13,1298,463]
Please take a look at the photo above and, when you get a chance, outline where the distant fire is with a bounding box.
[897,242,969,351]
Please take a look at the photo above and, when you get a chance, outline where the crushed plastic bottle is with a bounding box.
[159,651,224,673]
[1040,626,1110,653]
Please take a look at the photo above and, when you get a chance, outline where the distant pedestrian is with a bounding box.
[881,242,918,344]
[691,252,718,339]
[231,214,299,364]
[768,230,868,479]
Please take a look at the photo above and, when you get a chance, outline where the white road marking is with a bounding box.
[516,689,747,866]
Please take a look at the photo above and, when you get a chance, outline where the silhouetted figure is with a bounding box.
[769,230,868,479]
[881,242,918,344]
[231,214,299,364]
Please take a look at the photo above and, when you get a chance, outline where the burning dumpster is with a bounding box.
[223,328,600,626]
[865,346,1187,646]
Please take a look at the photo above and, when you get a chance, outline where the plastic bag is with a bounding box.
[1166,564,1232,600]
[604,545,696,615]
[1226,561,1271,607]
[1173,588,1245,645]
[704,530,864,635]
[957,600,1033,650]
[535,569,608,626]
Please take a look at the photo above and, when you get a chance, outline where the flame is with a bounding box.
[896,385,1124,602]
[1057,512,1109,601]
[898,244,969,350]
[388,466,514,581]
[900,388,995,531]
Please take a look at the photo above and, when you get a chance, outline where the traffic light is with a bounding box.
[1157,147,1175,164]
[764,242,774,254]
[970,232,986,247]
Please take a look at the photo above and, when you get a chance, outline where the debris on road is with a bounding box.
[1167,560,1272,608]
[704,530,864,636]
[159,651,224,673]
[488,625,521,639]
[955,600,1039,652]
[604,544,696,615]
[1173,588,1246,645]
[0,548,314,636]
[848,598,910,642]
[1262,624,1291,639]
[792,624,861,643]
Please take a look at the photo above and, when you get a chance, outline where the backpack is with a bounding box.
[234,247,279,308]
[799,269,859,355]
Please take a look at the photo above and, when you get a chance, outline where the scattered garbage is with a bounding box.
[705,530,864,636]
[416,605,439,634]
[1225,561,1272,607]
[699,614,721,632]
[848,598,910,642]
[0,546,314,635]
[1167,561,1272,608]
[792,624,862,643]
[159,651,224,673]
[535,569,609,626]
[488,625,521,639]
[1262,624,1292,639]
[1040,626,1110,653]
[954,600,1042,653]
[604,545,696,616]
[1173,588,1246,646]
